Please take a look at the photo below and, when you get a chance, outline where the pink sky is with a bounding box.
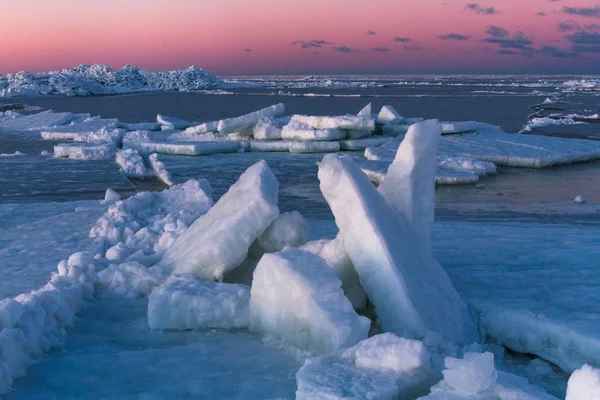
[1,0,599,75]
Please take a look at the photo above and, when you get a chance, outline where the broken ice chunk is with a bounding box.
[289,141,340,153]
[378,120,442,253]
[318,154,478,343]
[249,248,370,354]
[148,274,250,330]
[253,118,283,140]
[289,114,375,131]
[377,105,404,125]
[249,211,310,257]
[160,160,279,281]
[566,364,600,400]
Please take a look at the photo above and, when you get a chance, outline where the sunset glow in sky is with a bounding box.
[2,0,600,75]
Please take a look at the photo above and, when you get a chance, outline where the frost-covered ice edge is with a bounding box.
[2,117,600,398]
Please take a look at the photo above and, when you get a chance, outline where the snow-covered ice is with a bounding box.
[148,153,174,186]
[296,333,434,400]
[217,103,285,134]
[253,118,283,140]
[376,105,404,125]
[157,114,192,130]
[53,142,116,160]
[104,188,121,202]
[161,161,279,280]
[130,141,241,156]
[0,110,75,130]
[40,118,119,140]
[318,154,478,343]
[115,148,150,178]
[378,120,442,252]
[282,124,346,141]
[249,140,294,152]
[249,248,370,354]
[339,137,391,151]
[184,120,220,135]
[288,114,375,131]
[148,274,250,330]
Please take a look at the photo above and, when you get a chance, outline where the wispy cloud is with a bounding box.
[404,45,422,50]
[290,40,332,49]
[537,12,547,16]
[465,3,499,15]
[485,25,509,38]
[437,33,472,41]
[365,29,376,35]
[540,45,577,57]
[563,6,600,18]
[371,47,390,52]
[333,46,360,53]
[566,30,600,52]
[393,37,412,42]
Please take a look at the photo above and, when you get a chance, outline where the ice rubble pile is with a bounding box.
[0,64,219,97]
[1,117,595,399]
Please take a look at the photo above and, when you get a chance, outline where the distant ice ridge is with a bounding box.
[0,64,219,97]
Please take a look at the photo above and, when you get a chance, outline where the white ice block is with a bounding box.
[282,125,346,141]
[148,274,250,330]
[296,333,433,400]
[318,154,478,343]
[217,103,285,134]
[377,105,404,125]
[250,211,310,256]
[289,141,340,153]
[436,169,479,185]
[441,121,478,134]
[249,248,370,354]
[344,129,372,140]
[289,114,375,131]
[378,120,442,253]
[340,137,392,151]
[133,141,241,156]
[300,236,367,310]
[53,142,115,160]
[41,118,119,139]
[438,156,497,176]
[253,119,283,140]
[161,161,279,281]
[157,114,192,130]
[249,140,294,152]
[566,365,600,400]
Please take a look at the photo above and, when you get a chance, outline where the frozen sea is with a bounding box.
[1,75,599,399]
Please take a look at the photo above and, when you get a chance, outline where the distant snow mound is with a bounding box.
[0,64,220,97]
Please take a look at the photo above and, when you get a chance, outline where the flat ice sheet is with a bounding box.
[434,220,600,373]
[131,141,241,156]
[0,156,134,201]
[4,298,301,400]
[0,200,105,299]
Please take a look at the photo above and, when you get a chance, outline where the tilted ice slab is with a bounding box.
[377,105,404,125]
[185,120,220,135]
[296,333,434,400]
[437,155,497,176]
[419,352,558,400]
[157,114,192,130]
[41,118,120,140]
[53,142,116,160]
[436,221,600,373]
[378,120,441,252]
[115,148,150,178]
[250,211,311,256]
[340,137,391,151]
[289,141,340,153]
[130,140,241,156]
[148,274,250,330]
[217,103,285,134]
[289,114,375,131]
[161,161,279,280]
[148,153,175,186]
[300,235,368,310]
[318,154,478,343]
[249,248,370,354]
[0,110,75,130]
